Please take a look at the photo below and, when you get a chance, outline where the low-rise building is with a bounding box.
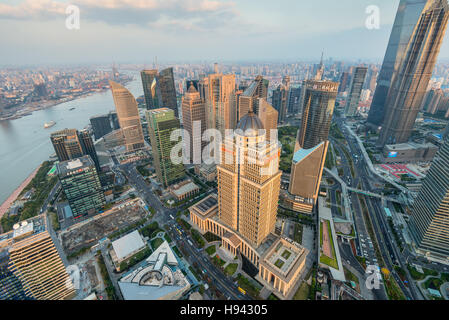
[169,180,200,201]
[194,163,217,182]
[110,230,147,270]
[118,241,190,300]
[189,194,309,299]
[382,142,438,163]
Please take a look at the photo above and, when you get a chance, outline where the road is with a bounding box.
[335,116,423,300]
[119,162,249,300]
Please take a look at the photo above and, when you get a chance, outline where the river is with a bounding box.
[0,71,143,205]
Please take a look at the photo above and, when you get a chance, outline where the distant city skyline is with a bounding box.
[2,0,449,66]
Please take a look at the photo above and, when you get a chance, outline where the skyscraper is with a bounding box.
[379,0,449,146]
[238,75,269,121]
[338,72,350,93]
[0,215,75,300]
[57,156,105,219]
[158,68,179,117]
[410,137,449,261]
[296,80,338,150]
[141,69,160,110]
[200,73,236,135]
[110,80,145,152]
[345,66,367,117]
[50,128,100,170]
[271,76,290,124]
[368,0,449,131]
[287,86,302,115]
[90,114,113,140]
[181,83,206,163]
[218,110,281,247]
[288,141,329,213]
[146,108,185,188]
[257,98,278,141]
[141,68,179,117]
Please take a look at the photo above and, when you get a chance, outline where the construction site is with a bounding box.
[60,199,148,256]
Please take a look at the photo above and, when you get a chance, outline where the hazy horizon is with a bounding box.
[1,0,449,66]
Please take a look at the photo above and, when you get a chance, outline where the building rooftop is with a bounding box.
[292,141,324,163]
[189,194,218,218]
[56,155,95,177]
[0,215,47,248]
[385,141,437,151]
[111,230,146,261]
[171,181,199,198]
[260,237,308,283]
[118,240,189,300]
[236,110,264,137]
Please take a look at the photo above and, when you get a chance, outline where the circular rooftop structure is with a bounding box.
[236,110,264,137]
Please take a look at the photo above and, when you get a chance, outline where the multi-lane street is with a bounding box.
[119,161,249,300]
[334,116,423,300]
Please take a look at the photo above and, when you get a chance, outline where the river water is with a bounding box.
[0,71,143,204]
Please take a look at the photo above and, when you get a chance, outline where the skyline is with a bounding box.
[2,0,449,65]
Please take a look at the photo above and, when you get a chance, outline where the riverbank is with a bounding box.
[0,78,133,122]
[0,165,41,221]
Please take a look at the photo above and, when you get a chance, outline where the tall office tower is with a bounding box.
[146,108,186,188]
[296,80,338,150]
[50,128,83,161]
[158,67,179,117]
[218,110,281,247]
[368,0,449,129]
[344,66,368,117]
[181,83,206,163]
[271,76,290,124]
[288,141,329,213]
[410,137,449,260]
[238,76,269,121]
[422,88,444,113]
[201,73,236,135]
[141,69,160,110]
[368,70,378,92]
[90,114,113,140]
[338,72,350,93]
[57,156,105,219]
[185,79,199,92]
[253,75,269,100]
[314,53,325,80]
[0,216,75,300]
[50,128,100,170]
[109,111,120,130]
[379,0,449,146]
[78,129,100,170]
[140,68,178,117]
[257,98,278,141]
[287,86,302,115]
[110,81,145,152]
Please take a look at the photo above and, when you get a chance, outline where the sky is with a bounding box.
[0,0,449,66]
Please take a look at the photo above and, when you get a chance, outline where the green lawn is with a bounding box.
[172,246,183,258]
[384,276,406,300]
[423,277,444,290]
[275,259,285,268]
[205,245,216,256]
[320,219,339,270]
[343,266,359,285]
[212,255,226,268]
[224,263,238,276]
[236,274,261,298]
[293,282,310,300]
[150,237,164,250]
[294,223,303,244]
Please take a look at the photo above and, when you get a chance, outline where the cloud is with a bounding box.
[0,0,238,31]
